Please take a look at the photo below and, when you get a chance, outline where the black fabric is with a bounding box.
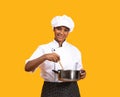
[41,81,80,97]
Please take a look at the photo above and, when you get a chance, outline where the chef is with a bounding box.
[25,15,86,97]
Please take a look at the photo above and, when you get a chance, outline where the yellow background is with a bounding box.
[0,0,120,97]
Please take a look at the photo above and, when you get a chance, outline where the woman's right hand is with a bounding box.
[44,53,60,62]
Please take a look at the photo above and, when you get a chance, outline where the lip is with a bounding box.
[58,36,63,39]
[57,36,64,39]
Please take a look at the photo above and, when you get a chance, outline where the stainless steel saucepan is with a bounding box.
[52,69,84,82]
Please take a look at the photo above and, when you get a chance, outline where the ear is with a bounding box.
[53,27,55,31]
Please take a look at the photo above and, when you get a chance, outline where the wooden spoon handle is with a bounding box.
[58,61,64,70]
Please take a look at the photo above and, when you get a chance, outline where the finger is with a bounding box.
[80,69,85,73]
[81,72,86,75]
[52,57,59,62]
[53,54,60,62]
[80,75,86,79]
[53,53,60,59]
[53,58,58,62]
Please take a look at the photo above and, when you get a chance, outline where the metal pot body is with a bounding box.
[57,70,81,81]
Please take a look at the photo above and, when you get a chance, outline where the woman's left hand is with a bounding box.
[80,69,86,79]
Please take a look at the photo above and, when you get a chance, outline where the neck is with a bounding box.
[54,39,65,47]
[59,42,63,47]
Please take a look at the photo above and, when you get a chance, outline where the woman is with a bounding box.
[25,15,86,97]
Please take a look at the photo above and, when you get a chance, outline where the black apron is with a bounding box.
[41,81,80,97]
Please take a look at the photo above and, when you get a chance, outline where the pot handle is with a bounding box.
[52,70,59,74]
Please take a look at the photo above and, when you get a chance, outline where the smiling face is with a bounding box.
[53,26,70,46]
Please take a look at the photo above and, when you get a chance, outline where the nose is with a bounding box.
[59,29,64,34]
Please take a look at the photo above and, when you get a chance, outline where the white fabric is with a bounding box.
[51,15,74,32]
[26,40,83,82]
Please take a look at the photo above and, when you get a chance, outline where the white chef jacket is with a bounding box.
[26,40,83,82]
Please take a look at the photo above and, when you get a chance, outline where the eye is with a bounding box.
[64,28,70,32]
[55,27,62,30]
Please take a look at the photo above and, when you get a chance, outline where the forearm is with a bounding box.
[25,55,46,72]
[25,53,60,72]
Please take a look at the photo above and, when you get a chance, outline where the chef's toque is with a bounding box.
[51,15,74,32]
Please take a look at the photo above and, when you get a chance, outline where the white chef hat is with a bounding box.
[51,15,75,32]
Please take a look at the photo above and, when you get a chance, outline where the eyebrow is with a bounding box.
[54,26,70,31]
